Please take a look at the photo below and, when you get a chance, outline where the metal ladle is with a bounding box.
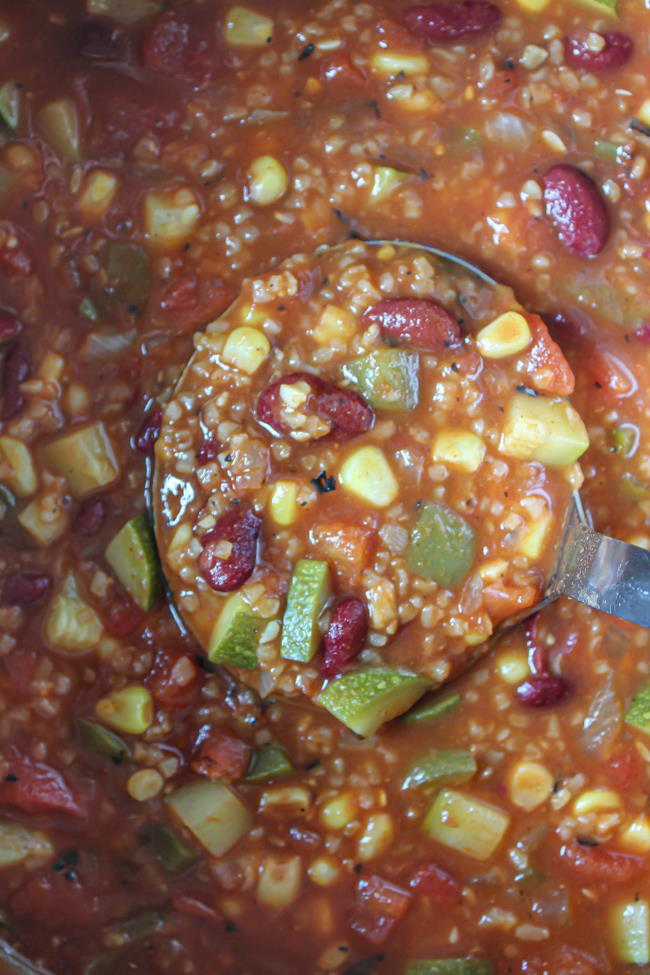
[413,241,650,632]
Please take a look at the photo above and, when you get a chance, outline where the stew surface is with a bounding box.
[2,1,650,973]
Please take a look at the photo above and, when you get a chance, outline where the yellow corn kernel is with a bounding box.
[495,649,529,685]
[356,812,394,862]
[127,768,164,802]
[432,430,486,473]
[64,382,91,417]
[78,169,118,222]
[499,393,589,468]
[0,821,54,869]
[339,446,398,508]
[479,559,508,584]
[313,304,356,345]
[222,326,270,374]
[370,51,429,77]
[144,187,200,247]
[619,815,650,854]
[95,685,154,735]
[247,155,289,206]
[386,85,441,113]
[573,788,622,817]
[514,0,551,11]
[507,760,554,811]
[476,312,532,359]
[257,854,302,911]
[519,510,552,560]
[268,480,300,526]
[464,619,492,646]
[0,436,37,497]
[308,856,341,887]
[225,6,273,46]
[637,99,650,128]
[87,0,162,24]
[319,791,359,830]
[369,165,409,201]
[38,352,65,385]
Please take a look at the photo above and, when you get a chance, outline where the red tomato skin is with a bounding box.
[191,729,252,781]
[410,862,462,904]
[559,841,645,884]
[0,753,87,818]
[148,650,200,711]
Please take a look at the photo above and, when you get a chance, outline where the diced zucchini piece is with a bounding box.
[37,98,81,161]
[45,573,103,654]
[144,187,201,248]
[17,495,68,547]
[222,327,270,374]
[280,559,330,662]
[475,312,531,359]
[0,483,15,516]
[95,685,154,735]
[609,423,637,457]
[0,821,53,869]
[105,513,161,611]
[406,502,476,589]
[571,0,617,15]
[0,81,20,131]
[342,349,420,412]
[41,422,119,497]
[370,165,410,201]
[432,430,486,474]
[406,961,494,975]
[247,155,288,207]
[78,168,118,222]
[245,743,293,782]
[0,436,37,497]
[78,296,100,323]
[610,899,650,964]
[423,788,510,861]
[268,480,300,526]
[402,750,477,791]
[594,139,620,162]
[209,593,261,670]
[625,680,650,733]
[86,0,162,25]
[402,693,461,726]
[106,242,151,308]
[77,718,131,762]
[499,393,589,468]
[370,51,429,77]
[142,822,198,875]
[317,667,430,737]
[518,509,552,561]
[166,779,252,857]
[339,446,399,508]
[225,6,274,46]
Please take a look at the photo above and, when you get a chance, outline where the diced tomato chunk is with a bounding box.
[103,593,146,639]
[319,53,367,87]
[409,862,462,904]
[142,8,217,88]
[149,650,200,711]
[0,753,87,818]
[607,747,644,791]
[191,728,252,781]
[559,841,645,884]
[0,227,32,278]
[483,582,539,624]
[584,347,636,399]
[311,521,376,587]
[348,874,412,945]
[160,275,235,331]
[525,314,575,396]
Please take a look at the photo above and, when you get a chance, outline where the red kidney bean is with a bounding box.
[404,1,502,42]
[256,372,374,442]
[197,435,221,465]
[135,407,162,455]
[72,497,107,537]
[542,164,609,258]
[516,673,571,707]
[1,344,29,420]
[2,571,51,605]
[564,32,633,72]
[0,310,22,342]
[320,597,368,679]
[199,506,262,593]
[362,297,461,351]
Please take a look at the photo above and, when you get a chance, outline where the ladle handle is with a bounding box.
[548,494,650,628]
